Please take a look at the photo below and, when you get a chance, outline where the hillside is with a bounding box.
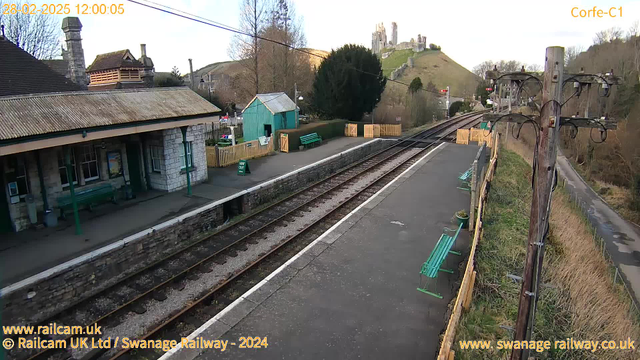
[301,48,329,69]
[381,49,481,98]
[190,48,329,80]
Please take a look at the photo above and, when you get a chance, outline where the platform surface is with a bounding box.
[0,137,370,287]
[193,143,479,360]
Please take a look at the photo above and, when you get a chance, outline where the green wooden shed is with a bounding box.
[242,92,298,142]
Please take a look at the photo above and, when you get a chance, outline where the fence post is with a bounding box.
[614,267,619,284]
[463,270,477,311]
[214,144,220,168]
[469,160,478,231]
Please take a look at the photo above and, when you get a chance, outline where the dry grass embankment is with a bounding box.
[454,140,639,360]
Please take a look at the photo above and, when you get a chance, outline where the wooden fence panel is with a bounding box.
[364,124,381,138]
[206,138,274,168]
[373,124,380,137]
[345,124,358,137]
[206,146,219,167]
[470,128,491,143]
[456,129,470,144]
[280,133,289,153]
[379,124,402,136]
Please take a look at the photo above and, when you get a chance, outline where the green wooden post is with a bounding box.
[36,150,49,210]
[65,146,82,235]
[181,127,192,196]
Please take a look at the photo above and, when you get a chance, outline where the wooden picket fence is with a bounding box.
[206,138,274,168]
[437,135,500,360]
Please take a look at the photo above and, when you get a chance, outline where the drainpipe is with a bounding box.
[36,150,49,211]
[181,126,192,196]
[64,146,82,235]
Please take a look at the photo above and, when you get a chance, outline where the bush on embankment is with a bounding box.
[454,148,640,360]
[276,119,346,150]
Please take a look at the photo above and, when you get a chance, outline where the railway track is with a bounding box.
[7,112,483,360]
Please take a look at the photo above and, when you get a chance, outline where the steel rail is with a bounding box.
[19,112,482,360]
[106,113,484,360]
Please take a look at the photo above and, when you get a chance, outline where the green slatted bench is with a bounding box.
[300,133,322,148]
[417,223,463,298]
[57,183,116,218]
[458,166,473,191]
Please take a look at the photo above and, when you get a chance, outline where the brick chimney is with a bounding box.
[61,17,87,88]
[138,43,155,87]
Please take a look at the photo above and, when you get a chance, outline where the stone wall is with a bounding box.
[241,140,392,211]
[1,200,224,326]
[1,139,393,326]
[164,125,208,192]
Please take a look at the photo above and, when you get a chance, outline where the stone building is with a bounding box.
[1,16,218,234]
[86,46,155,90]
[371,23,388,55]
[43,17,89,88]
[0,88,219,233]
[413,34,426,52]
[391,22,398,46]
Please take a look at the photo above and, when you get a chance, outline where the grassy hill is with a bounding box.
[301,48,329,69]
[381,49,481,98]
[190,49,329,80]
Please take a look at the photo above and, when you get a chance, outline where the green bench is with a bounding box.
[458,166,473,191]
[300,133,322,148]
[57,183,116,218]
[417,223,464,298]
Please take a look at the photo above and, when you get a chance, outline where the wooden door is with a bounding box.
[126,143,144,193]
[280,133,289,153]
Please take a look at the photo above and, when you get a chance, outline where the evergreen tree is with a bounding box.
[311,44,386,121]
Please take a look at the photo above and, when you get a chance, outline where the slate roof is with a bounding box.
[42,59,70,77]
[0,38,82,96]
[86,50,144,72]
[0,87,221,141]
[243,92,297,114]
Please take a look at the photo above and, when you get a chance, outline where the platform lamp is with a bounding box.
[294,83,303,128]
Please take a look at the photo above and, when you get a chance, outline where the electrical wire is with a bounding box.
[126,0,467,98]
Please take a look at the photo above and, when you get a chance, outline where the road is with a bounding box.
[556,153,640,306]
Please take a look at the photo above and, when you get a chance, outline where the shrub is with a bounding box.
[276,120,346,150]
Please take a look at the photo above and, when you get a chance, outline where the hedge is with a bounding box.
[276,119,346,150]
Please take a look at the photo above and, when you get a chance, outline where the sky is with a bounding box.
[29,0,640,74]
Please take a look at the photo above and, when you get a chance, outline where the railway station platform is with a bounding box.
[0,137,370,287]
[174,143,479,360]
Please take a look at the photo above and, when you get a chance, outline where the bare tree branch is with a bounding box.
[0,0,61,59]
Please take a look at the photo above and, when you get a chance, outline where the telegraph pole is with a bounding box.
[510,46,564,360]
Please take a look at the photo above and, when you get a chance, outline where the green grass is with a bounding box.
[454,150,571,359]
[381,49,415,76]
[382,51,481,102]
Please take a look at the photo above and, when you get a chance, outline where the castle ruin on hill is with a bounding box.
[371,22,426,55]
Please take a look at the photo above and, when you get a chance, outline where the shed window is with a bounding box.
[58,150,78,187]
[79,145,100,181]
[179,142,193,169]
[150,146,163,172]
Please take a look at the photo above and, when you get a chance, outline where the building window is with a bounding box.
[58,149,78,187]
[150,146,163,172]
[5,155,30,201]
[179,142,193,169]
[80,145,100,181]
